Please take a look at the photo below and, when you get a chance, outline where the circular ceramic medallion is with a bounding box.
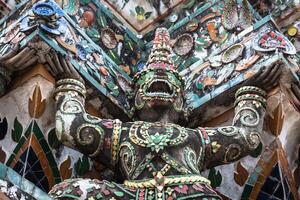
[33,3,55,17]
[100,28,118,49]
[221,43,244,63]
[173,34,194,56]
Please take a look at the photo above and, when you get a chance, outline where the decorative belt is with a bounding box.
[124,174,211,189]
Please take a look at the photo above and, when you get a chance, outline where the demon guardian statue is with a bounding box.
[48,28,266,200]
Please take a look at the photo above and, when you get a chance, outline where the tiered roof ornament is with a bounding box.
[146,28,175,70]
[134,28,180,81]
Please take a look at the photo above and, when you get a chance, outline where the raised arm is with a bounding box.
[48,53,121,168]
[201,86,266,170]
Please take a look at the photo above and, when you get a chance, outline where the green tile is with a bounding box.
[6,154,15,166]
[241,184,253,199]
[52,167,61,179]
[45,151,56,164]
[39,139,50,153]
[55,177,62,183]
[24,122,34,138]
[13,136,26,154]
[33,121,44,140]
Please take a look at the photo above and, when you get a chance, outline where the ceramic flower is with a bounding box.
[145,132,170,153]
[130,6,152,21]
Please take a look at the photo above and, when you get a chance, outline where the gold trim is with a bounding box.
[111,119,122,165]
[124,174,210,189]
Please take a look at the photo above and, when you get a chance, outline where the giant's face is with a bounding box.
[133,69,184,121]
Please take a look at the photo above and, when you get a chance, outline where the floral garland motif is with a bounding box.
[129,122,188,153]
[123,174,211,189]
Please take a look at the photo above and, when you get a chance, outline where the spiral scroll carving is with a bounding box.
[76,124,104,157]
[233,107,260,127]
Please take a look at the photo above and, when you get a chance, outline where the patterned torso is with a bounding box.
[118,121,208,181]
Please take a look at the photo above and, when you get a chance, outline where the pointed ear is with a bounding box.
[117,74,133,95]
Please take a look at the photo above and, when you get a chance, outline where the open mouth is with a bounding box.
[145,79,174,98]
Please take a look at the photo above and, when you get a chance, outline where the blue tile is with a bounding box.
[0,163,7,179]
[32,186,52,200]
[248,172,258,186]
[20,177,35,195]
[7,168,21,186]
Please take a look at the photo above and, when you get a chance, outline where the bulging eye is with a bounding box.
[137,72,154,85]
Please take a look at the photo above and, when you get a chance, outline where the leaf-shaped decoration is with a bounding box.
[86,28,100,42]
[11,118,23,143]
[182,0,196,10]
[135,6,144,15]
[234,161,249,186]
[222,0,238,30]
[268,103,284,136]
[0,146,6,163]
[48,128,61,149]
[0,117,8,140]
[75,156,90,176]
[60,156,73,180]
[144,12,152,19]
[114,191,125,197]
[208,167,222,188]
[96,9,107,27]
[79,0,91,5]
[28,85,46,119]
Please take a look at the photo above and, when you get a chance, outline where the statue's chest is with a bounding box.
[118,122,203,179]
[128,121,189,153]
